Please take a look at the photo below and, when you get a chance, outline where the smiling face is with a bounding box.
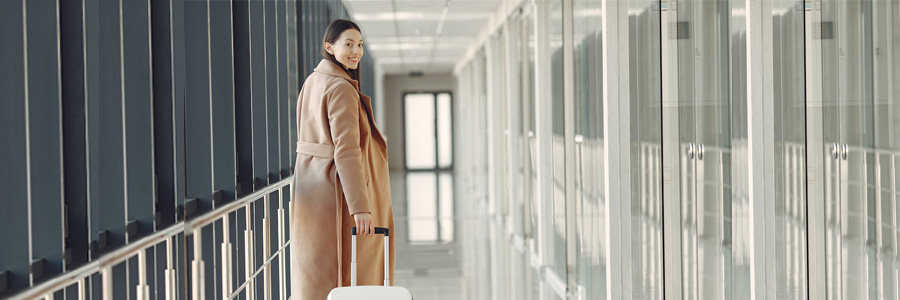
[325,29,364,70]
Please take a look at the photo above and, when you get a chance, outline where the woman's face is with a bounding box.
[325,29,364,70]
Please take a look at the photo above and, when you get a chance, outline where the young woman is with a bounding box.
[290,19,394,299]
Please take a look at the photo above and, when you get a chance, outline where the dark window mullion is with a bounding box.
[234,0,253,198]
[61,0,89,270]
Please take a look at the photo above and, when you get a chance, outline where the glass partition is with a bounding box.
[523,4,538,249]
[812,0,900,298]
[664,0,733,298]
[572,0,607,298]
[771,0,809,298]
[546,0,568,281]
[627,1,664,299]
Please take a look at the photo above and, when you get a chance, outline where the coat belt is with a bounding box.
[296,141,334,158]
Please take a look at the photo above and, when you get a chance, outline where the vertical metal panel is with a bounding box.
[234,0,254,198]
[60,0,89,270]
[266,0,280,185]
[250,0,269,190]
[277,0,290,179]
[306,0,315,78]
[170,1,187,294]
[175,233,185,300]
[183,0,213,216]
[288,0,298,170]
[86,0,127,252]
[25,0,65,281]
[231,2,253,292]
[112,263,126,300]
[63,283,79,299]
[170,0,187,224]
[283,205,292,299]
[269,194,281,299]
[231,211,245,295]
[239,208,251,295]
[210,0,237,204]
[126,256,138,300]
[151,0,176,229]
[253,199,265,297]
[268,192,280,267]
[85,0,101,262]
[0,0,29,293]
[184,227,195,297]
[212,220,224,300]
[90,272,100,299]
[122,0,155,238]
[301,0,309,78]
[154,243,167,299]
[202,224,216,299]
[142,248,156,300]
[307,0,314,78]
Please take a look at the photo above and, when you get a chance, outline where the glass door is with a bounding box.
[688,0,732,297]
[810,0,900,298]
[664,0,732,298]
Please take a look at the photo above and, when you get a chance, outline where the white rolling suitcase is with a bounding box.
[327,227,412,300]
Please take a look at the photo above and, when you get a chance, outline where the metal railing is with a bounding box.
[9,177,294,300]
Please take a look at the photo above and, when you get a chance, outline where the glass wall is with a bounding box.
[771,0,808,298]
[547,0,568,286]
[572,0,607,297]
[626,0,664,299]
[808,0,900,299]
[453,0,900,299]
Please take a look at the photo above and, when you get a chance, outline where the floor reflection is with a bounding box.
[391,171,464,299]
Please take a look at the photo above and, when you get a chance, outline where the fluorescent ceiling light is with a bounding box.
[369,42,468,51]
[353,12,489,21]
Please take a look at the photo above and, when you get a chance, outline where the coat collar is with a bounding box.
[314,59,388,150]
[314,59,360,89]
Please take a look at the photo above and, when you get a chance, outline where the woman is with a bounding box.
[290,19,394,299]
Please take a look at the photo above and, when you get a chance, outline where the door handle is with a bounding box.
[698,143,704,160]
[832,143,839,160]
[842,143,848,160]
[688,143,695,159]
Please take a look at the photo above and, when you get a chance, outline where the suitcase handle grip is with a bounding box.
[351,227,390,237]
[350,227,391,287]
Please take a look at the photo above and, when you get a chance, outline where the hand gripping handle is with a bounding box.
[350,227,391,287]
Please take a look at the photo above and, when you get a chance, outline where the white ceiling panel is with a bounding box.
[344,0,502,75]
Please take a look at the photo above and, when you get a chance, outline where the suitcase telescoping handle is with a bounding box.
[350,227,390,287]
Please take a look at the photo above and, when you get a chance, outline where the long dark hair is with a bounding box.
[322,19,362,83]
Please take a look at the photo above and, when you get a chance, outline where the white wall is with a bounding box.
[381,74,455,171]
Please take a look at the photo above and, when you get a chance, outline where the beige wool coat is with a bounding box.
[290,59,395,300]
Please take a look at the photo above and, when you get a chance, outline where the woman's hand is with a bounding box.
[353,213,374,237]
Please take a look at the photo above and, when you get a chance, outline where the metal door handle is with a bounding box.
[688,143,695,159]
[698,143,704,160]
[842,143,848,160]
[832,143,839,160]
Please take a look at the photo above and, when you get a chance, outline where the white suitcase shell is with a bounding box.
[327,227,412,300]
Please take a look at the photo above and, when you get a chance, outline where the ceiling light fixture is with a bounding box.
[434,1,450,37]
[427,0,451,72]
[390,0,407,73]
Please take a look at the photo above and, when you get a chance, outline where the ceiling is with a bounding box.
[342,0,502,75]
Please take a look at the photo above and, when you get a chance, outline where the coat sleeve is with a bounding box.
[326,82,370,215]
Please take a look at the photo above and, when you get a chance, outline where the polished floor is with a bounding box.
[390,171,465,300]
